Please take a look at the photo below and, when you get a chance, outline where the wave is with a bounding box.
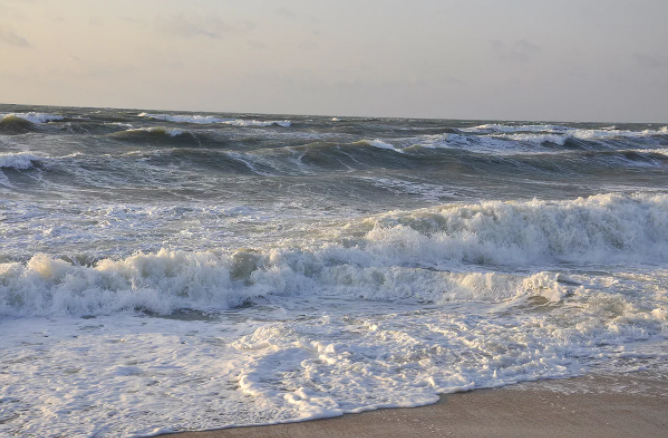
[121,127,186,137]
[354,139,404,153]
[491,127,668,145]
[2,193,667,316]
[402,127,668,154]
[108,127,198,144]
[139,112,292,127]
[0,152,43,170]
[463,124,570,133]
[0,113,67,135]
[1,112,64,124]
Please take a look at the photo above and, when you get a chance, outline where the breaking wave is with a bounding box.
[354,139,403,152]
[1,112,64,124]
[1,193,666,316]
[0,152,43,170]
[491,127,668,145]
[139,112,292,127]
[465,123,668,134]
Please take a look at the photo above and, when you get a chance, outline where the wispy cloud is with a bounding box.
[275,8,296,19]
[0,26,31,48]
[155,14,254,39]
[633,53,667,69]
[491,39,541,62]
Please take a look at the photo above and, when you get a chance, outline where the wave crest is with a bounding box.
[1,112,64,124]
[1,193,667,316]
[0,152,43,170]
[139,113,291,127]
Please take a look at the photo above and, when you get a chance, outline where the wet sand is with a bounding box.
[159,371,668,438]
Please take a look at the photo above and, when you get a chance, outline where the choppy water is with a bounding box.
[1,104,667,437]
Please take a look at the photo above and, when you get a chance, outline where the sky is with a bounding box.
[0,0,666,122]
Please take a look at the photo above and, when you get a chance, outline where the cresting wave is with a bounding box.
[0,113,65,134]
[2,193,667,317]
[491,127,668,145]
[0,152,43,170]
[1,112,64,124]
[111,126,188,138]
[139,112,292,127]
[464,123,668,134]
[354,139,404,152]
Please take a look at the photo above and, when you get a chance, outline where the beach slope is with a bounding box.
[161,371,668,438]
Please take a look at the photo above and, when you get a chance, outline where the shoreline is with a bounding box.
[157,369,668,438]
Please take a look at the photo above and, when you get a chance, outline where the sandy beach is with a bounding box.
[160,370,668,438]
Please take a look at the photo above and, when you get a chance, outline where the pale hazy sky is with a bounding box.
[0,0,666,122]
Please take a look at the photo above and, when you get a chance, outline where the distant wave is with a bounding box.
[1,112,64,124]
[108,127,197,144]
[405,126,668,153]
[119,127,186,137]
[139,112,292,127]
[0,113,64,134]
[491,127,668,145]
[354,139,404,153]
[463,124,570,133]
[460,123,668,144]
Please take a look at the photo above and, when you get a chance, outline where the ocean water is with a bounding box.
[1,104,667,437]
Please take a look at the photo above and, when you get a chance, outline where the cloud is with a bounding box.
[247,40,267,50]
[491,39,541,62]
[89,16,104,26]
[136,46,185,69]
[0,26,31,47]
[633,53,667,69]
[275,8,296,19]
[155,14,254,39]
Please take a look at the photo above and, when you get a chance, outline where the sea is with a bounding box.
[1,104,667,437]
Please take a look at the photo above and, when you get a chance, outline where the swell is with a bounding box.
[1,192,667,316]
[2,145,667,191]
[107,127,204,145]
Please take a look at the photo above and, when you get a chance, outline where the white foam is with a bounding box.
[492,133,569,145]
[412,132,547,154]
[1,193,668,436]
[0,152,42,170]
[463,124,570,133]
[634,148,668,157]
[573,128,668,141]
[105,122,134,128]
[221,119,292,127]
[2,193,667,317]
[356,139,403,153]
[124,127,185,137]
[461,124,668,147]
[360,177,456,201]
[1,112,64,124]
[139,113,223,124]
[0,266,665,437]
[139,113,291,127]
[481,127,668,147]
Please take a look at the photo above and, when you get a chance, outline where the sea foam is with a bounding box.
[0,152,42,170]
[2,193,666,317]
[139,112,291,127]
